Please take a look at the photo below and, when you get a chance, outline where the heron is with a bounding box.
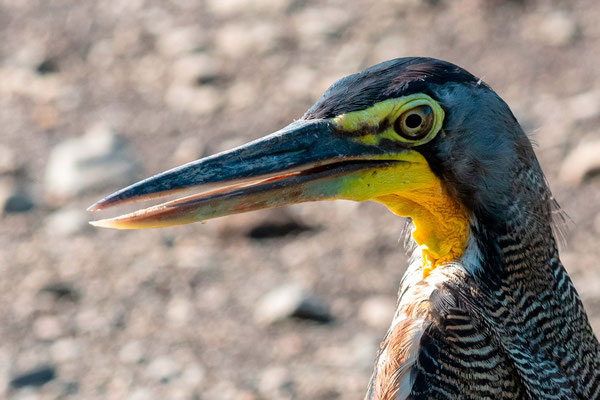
[89,57,600,399]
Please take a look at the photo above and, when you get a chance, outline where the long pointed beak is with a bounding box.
[88,119,418,229]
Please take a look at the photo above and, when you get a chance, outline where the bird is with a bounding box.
[89,57,600,399]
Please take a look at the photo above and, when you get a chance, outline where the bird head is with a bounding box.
[89,58,552,274]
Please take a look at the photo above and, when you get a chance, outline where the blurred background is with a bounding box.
[1,0,600,399]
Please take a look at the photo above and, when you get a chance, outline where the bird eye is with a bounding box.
[394,105,434,141]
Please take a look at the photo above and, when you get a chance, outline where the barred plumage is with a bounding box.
[368,157,600,399]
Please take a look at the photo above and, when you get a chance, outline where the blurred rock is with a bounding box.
[33,315,64,341]
[36,58,59,75]
[215,22,281,58]
[525,11,579,47]
[10,366,56,389]
[350,334,380,371]
[146,356,181,383]
[558,140,600,186]
[358,296,396,330]
[594,213,600,235]
[254,283,331,325]
[282,66,317,100]
[45,208,92,237]
[246,209,312,240]
[567,91,600,122]
[170,53,222,86]
[119,341,146,364]
[172,137,205,165]
[167,297,193,326]
[44,124,141,200]
[0,179,34,214]
[50,338,81,362]
[0,145,19,175]
[0,66,62,102]
[38,282,79,303]
[180,363,206,388]
[258,366,294,396]
[165,84,223,115]
[293,7,351,47]
[206,0,292,17]
[156,26,207,58]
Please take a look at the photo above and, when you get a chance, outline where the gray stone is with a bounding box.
[44,208,91,236]
[145,356,181,383]
[537,12,578,47]
[9,366,56,389]
[254,283,331,325]
[50,338,80,362]
[170,53,221,86]
[165,84,223,115]
[567,91,600,122]
[0,180,34,213]
[44,124,140,200]
[559,140,600,186]
[179,363,206,388]
[156,26,207,58]
[33,315,64,341]
[258,366,293,396]
[0,144,19,174]
[119,341,146,364]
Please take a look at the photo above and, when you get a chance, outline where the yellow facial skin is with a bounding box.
[333,94,445,147]
[332,95,469,278]
[91,94,469,278]
[333,152,469,278]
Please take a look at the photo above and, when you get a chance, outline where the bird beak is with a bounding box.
[88,119,424,229]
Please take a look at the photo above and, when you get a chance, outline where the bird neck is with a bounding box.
[375,180,470,279]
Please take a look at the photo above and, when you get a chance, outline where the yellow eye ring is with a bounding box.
[394,105,434,140]
[390,96,444,146]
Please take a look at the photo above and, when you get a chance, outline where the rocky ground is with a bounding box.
[1,0,600,399]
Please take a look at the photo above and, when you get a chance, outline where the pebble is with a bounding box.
[145,356,181,383]
[206,0,291,17]
[558,140,600,186]
[156,26,207,58]
[165,84,223,115]
[170,53,221,86]
[358,296,396,330]
[38,282,79,303]
[44,208,92,237]
[33,315,64,341]
[44,124,140,200]
[245,209,311,240]
[527,11,579,47]
[293,7,351,48]
[166,297,193,326]
[119,341,146,364]
[567,91,600,122]
[254,283,331,325]
[50,338,80,363]
[0,179,34,214]
[215,22,280,58]
[0,145,19,174]
[258,366,293,396]
[179,363,206,388]
[9,366,56,389]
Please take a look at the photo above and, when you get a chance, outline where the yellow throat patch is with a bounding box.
[331,94,469,278]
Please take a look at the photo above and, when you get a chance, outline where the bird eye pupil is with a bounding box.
[393,104,436,143]
[405,114,422,129]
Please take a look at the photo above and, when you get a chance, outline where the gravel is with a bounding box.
[2,0,600,399]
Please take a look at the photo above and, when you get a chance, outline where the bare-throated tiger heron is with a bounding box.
[90,58,600,399]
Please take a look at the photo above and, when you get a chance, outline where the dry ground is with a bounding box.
[1,0,600,399]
